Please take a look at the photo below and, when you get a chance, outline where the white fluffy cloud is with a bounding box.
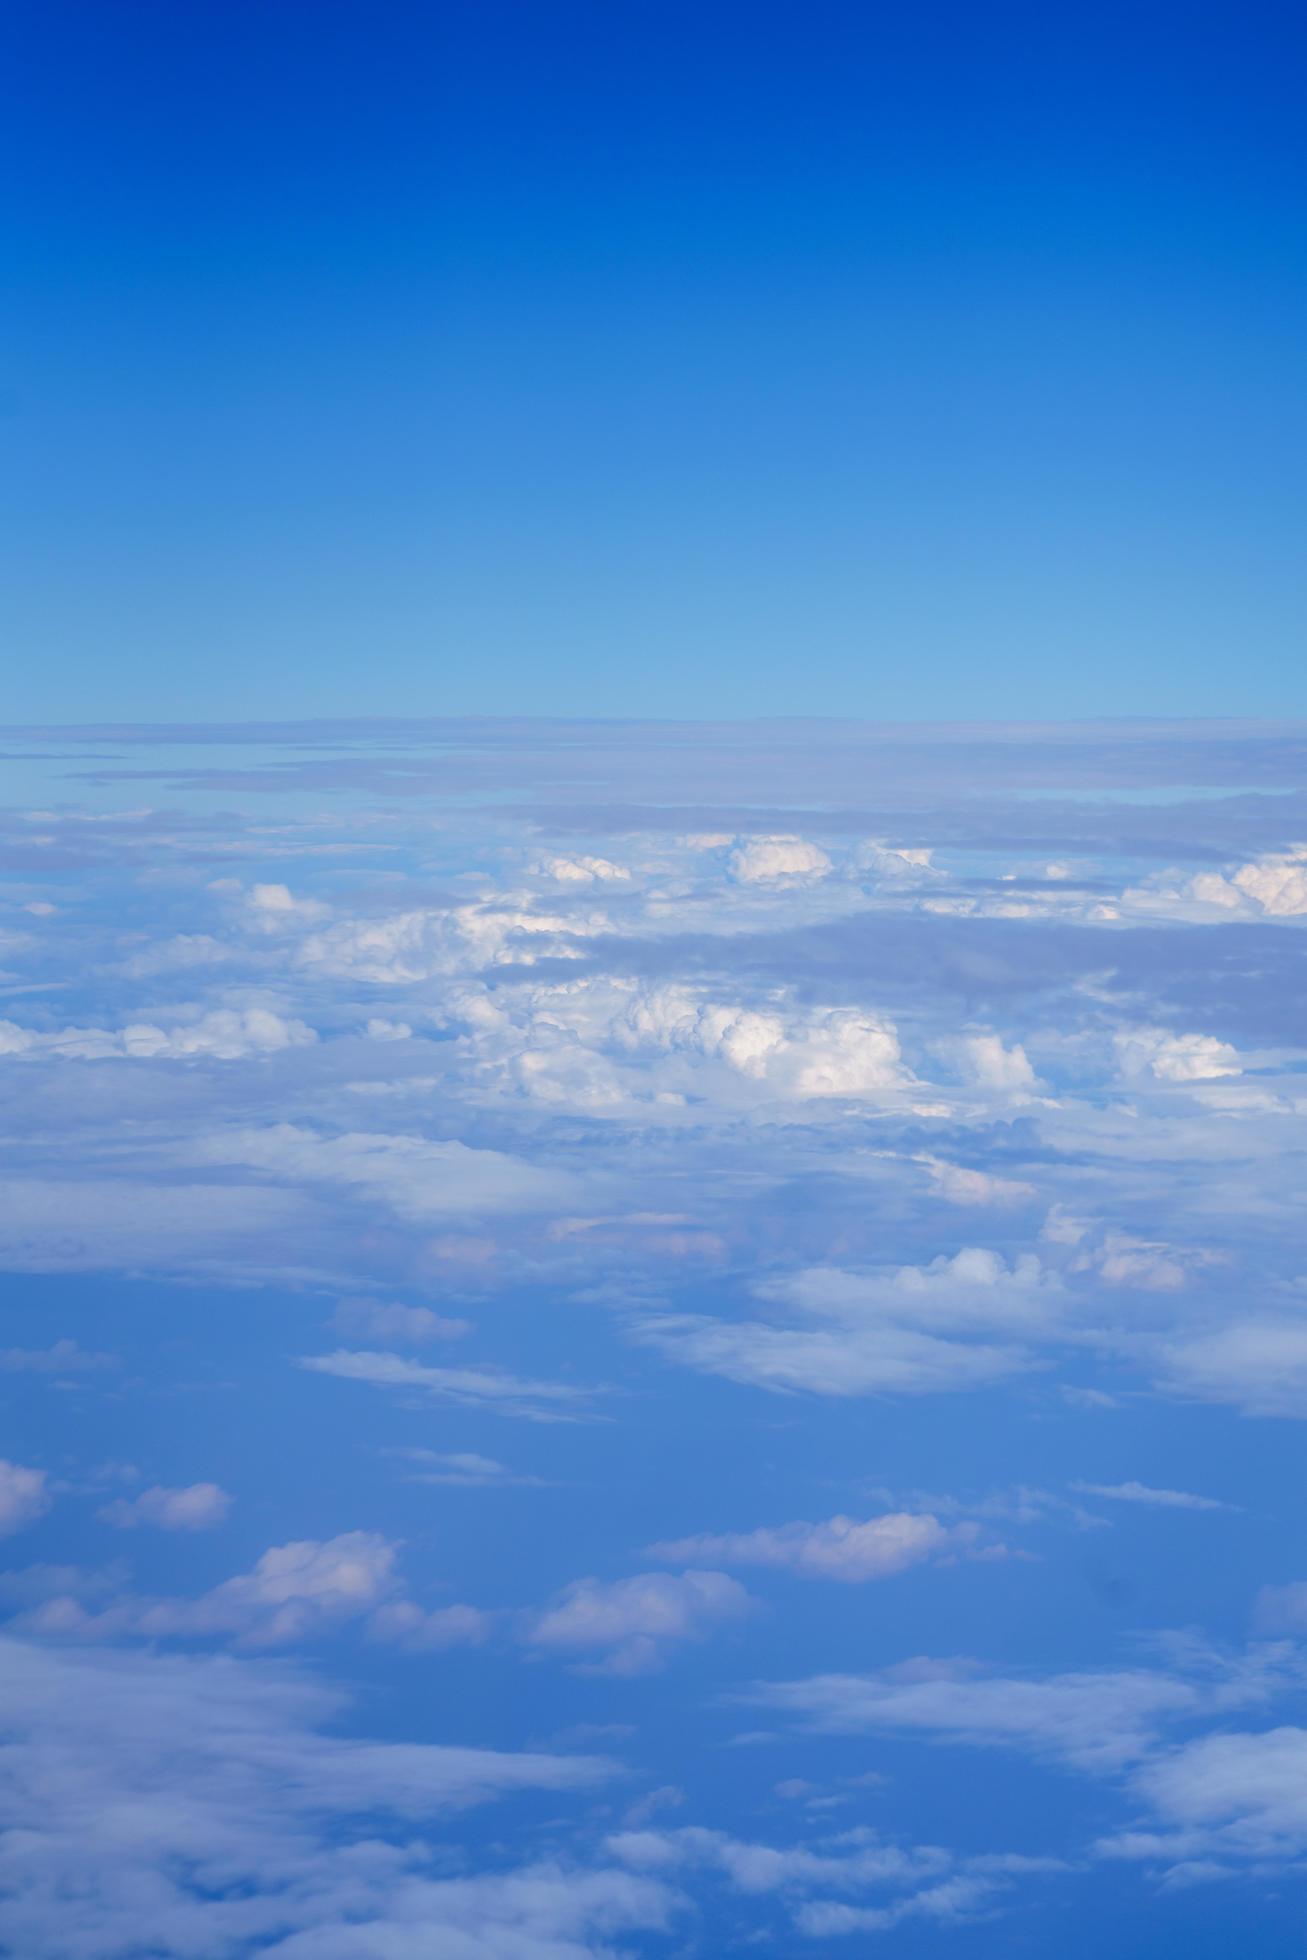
[449,975,908,1112]
[21,1532,406,1648]
[1125,846,1307,922]
[648,1510,980,1581]
[533,854,630,883]
[0,1007,315,1062]
[1114,1028,1242,1083]
[948,1034,1039,1093]
[100,1483,232,1531]
[298,898,603,984]
[728,835,832,884]
[526,1569,751,1674]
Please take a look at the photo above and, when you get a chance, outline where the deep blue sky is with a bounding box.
[3,0,1305,720]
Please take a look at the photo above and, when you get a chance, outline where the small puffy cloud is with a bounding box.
[0,1461,51,1536]
[729,835,832,885]
[100,1483,232,1532]
[854,840,937,881]
[1126,846,1307,922]
[240,882,331,930]
[24,1532,403,1648]
[0,1007,316,1063]
[526,1569,751,1674]
[1223,847,1307,918]
[363,1016,412,1040]
[1071,1481,1234,1513]
[366,1599,494,1651]
[1114,1028,1242,1083]
[948,1034,1039,1093]
[648,1511,979,1582]
[533,854,630,883]
[331,1296,470,1345]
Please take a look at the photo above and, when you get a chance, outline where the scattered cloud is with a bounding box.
[526,1570,752,1674]
[99,1483,233,1531]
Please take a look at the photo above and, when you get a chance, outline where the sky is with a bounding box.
[4,0,1307,720]
[3,719,1307,1956]
[5,6,1307,1957]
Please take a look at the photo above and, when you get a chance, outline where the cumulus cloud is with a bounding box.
[443,975,910,1113]
[526,1570,751,1674]
[298,898,602,984]
[19,1532,406,1648]
[728,836,832,884]
[1124,846,1307,922]
[648,1510,983,1581]
[99,1483,233,1531]
[1114,1028,1242,1083]
[0,1006,316,1062]
[948,1033,1039,1093]
[533,854,630,883]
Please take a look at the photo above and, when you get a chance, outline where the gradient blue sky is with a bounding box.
[5,0,1306,720]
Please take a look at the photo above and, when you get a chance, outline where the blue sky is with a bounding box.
[5,7,1307,1955]
[4,719,1307,1954]
[5,0,1307,719]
